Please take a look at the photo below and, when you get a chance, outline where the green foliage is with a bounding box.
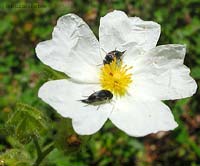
[42,66,69,80]
[191,66,200,79]
[54,118,90,154]
[0,0,200,166]
[6,103,49,144]
[0,149,32,166]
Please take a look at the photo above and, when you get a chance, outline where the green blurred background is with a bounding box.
[0,0,200,166]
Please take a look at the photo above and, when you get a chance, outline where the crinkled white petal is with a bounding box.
[36,14,102,83]
[38,80,112,135]
[129,17,160,51]
[99,10,160,52]
[125,44,197,100]
[109,97,178,137]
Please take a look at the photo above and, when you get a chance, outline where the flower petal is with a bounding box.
[36,14,102,83]
[129,17,160,51]
[109,97,178,137]
[38,79,112,135]
[126,44,197,100]
[99,10,160,52]
[72,102,112,135]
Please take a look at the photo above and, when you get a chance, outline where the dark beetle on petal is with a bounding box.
[80,90,113,106]
[103,50,126,65]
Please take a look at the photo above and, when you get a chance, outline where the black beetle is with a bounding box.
[103,50,125,65]
[80,90,113,106]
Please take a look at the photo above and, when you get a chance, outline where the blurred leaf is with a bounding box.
[6,103,49,144]
[46,149,71,166]
[176,126,189,143]
[33,26,52,39]
[188,139,200,158]
[191,66,200,79]
[42,65,69,80]
[54,118,90,154]
[0,18,13,35]
[0,149,32,166]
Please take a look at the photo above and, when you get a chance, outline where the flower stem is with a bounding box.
[32,136,55,166]
[32,135,42,156]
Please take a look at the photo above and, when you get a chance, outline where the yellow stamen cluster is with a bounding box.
[100,58,133,97]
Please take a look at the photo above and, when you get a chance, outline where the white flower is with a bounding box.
[35,10,197,137]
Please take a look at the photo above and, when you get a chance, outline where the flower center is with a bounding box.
[100,58,133,97]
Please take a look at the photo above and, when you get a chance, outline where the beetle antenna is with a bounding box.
[101,47,107,54]
[122,50,126,54]
[97,63,103,66]
[96,105,101,110]
[99,47,107,61]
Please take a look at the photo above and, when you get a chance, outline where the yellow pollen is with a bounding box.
[100,58,133,97]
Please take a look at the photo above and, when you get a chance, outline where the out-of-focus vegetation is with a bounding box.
[0,0,200,166]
